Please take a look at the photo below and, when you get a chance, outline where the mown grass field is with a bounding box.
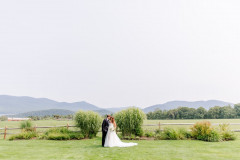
[1,136,240,160]
[1,119,240,160]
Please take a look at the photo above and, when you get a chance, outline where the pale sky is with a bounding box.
[0,0,240,108]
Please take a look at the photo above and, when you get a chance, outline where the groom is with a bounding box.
[102,115,111,147]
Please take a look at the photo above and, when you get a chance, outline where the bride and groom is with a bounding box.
[102,115,138,147]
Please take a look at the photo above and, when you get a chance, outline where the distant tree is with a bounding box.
[195,107,207,119]
[167,109,178,119]
[176,107,196,119]
[66,114,73,120]
[154,110,162,119]
[146,112,154,119]
[219,106,236,119]
[28,116,41,121]
[188,108,197,119]
[207,106,221,119]
[146,105,238,120]
[53,115,60,119]
[234,103,240,118]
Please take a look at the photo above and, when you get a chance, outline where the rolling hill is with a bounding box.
[11,109,75,118]
[0,95,103,113]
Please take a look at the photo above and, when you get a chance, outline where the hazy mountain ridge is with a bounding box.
[0,95,102,113]
[143,100,234,113]
[0,95,235,116]
[8,109,113,117]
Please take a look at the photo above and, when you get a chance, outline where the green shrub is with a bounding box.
[161,128,178,140]
[9,131,37,141]
[47,133,70,140]
[43,127,84,140]
[45,127,70,135]
[144,130,155,137]
[23,128,35,132]
[219,123,230,132]
[20,120,33,130]
[0,116,8,121]
[191,121,221,142]
[221,131,236,141]
[154,128,191,140]
[154,129,161,135]
[135,127,144,137]
[130,135,135,140]
[69,132,84,140]
[9,120,37,140]
[75,110,102,138]
[135,136,140,140]
[207,130,221,142]
[154,134,161,140]
[154,122,235,142]
[219,124,236,141]
[178,128,192,140]
[114,107,146,136]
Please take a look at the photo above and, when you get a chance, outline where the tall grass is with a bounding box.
[75,110,102,138]
[20,120,33,129]
[219,123,236,141]
[9,121,37,140]
[114,107,146,136]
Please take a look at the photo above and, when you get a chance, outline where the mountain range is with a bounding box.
[0,95,235,117]
[0,95,101,113]
[143,100,234,113]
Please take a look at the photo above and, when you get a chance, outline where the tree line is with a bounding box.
[147,104,240,119]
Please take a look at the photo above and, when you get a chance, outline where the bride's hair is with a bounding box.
[110,117,117,128]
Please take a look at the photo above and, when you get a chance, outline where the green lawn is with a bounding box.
[1,119,240,160]
[1,136,240,160]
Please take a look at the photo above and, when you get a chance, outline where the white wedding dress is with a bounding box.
[104,123,138,147]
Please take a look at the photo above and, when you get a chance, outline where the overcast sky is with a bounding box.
[0,0,240,108]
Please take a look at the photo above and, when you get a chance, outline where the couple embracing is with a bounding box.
[102,115,138,147]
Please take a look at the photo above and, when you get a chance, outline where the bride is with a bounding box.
[104,117,138,147]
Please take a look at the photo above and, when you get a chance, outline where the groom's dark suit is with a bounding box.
[102,118,109,147]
